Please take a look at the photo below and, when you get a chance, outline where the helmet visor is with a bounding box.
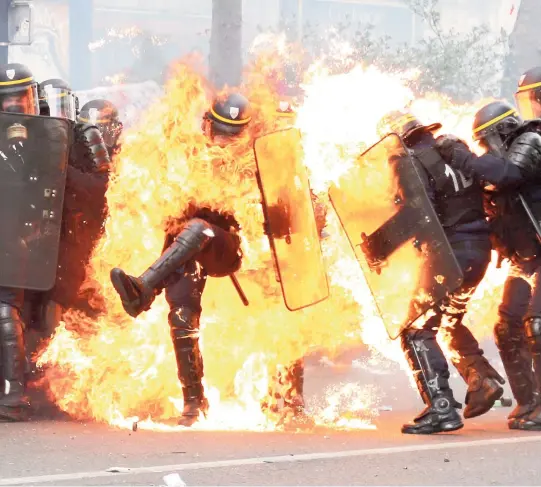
[98,120,123,148]
[478,131,505,157]
[515,90,541,120]
[43,86,76,121]
[0,85,39,115]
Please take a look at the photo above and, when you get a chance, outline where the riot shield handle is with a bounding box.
[360,232,385,274]
[518,193,541,246]
[359,205,421,274]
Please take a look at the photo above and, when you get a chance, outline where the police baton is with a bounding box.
[518,193,541,244]
[230,274,249,306]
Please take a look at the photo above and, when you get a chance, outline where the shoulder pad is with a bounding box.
[507,131,541,177]
[72,122,111,171]
[75,122,100,137]
[519,119,541,136]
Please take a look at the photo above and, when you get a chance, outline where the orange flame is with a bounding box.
[37,57,508,431]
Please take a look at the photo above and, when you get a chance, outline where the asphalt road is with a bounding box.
[1,342,540,486]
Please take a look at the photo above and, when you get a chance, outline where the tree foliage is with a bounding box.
[301,0,507,103]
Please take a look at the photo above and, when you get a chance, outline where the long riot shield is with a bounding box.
[0,112,70,291]
[254,128,329,311]
[328,133,463,339]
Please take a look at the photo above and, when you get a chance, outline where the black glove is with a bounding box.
[435,135,475,176]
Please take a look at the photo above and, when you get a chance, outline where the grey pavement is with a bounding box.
[1,340,537,486]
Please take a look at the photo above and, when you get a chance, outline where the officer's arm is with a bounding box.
[436,135,523,187]
[66,165,108,200]
[467,153,524,187]
[467,131,541,187]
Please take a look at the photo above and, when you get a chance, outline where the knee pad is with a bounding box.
[0,304,24,341]
[525,317,541,354]
[494,319,515,348]
[168,306,200,340]
[525,317,541,340]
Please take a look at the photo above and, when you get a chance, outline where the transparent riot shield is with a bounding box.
[329,133,463,339]
[0,112,70,291]
[254,128,329,311]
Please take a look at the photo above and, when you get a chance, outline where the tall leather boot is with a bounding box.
[494,319,536,429]
[452,354,505,419]
[401,333,463,435]
[518,317,541,430]
[169,307,208,427]
[283,359,314,428]
[110,219,215,317]
[0,305,30,421]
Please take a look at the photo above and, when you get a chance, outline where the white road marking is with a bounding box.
[2,434,541,485]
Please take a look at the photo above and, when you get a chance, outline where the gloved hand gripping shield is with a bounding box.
[329,134,463,339]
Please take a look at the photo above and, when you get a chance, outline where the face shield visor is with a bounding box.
[475,113,522,156]
[97,119,123,149]
[515,89,541,120]
[0,84,39,115]
[477,131,506,156]
[42,86,77,121]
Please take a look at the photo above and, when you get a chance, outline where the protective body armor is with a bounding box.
[413,145,485,229]
[163,205,242,278]
[487,128,541,261]
[71,122,111,173]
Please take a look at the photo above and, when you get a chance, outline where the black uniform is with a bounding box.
[26,80,110,335]
[378,111,504,435]
[0,63,46,421]
[110,93,251,427]
[442,100,541,430]
[78,99,123,160]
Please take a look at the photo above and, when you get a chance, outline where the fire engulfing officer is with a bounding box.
[377,111,505,434]
[261,99,326,425]
[109,93,251,427]
[0,63,71,420]
[78,99,123,159]
[440,100,541,430]
[27,79,110,335]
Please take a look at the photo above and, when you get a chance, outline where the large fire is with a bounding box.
[36,52,507,431]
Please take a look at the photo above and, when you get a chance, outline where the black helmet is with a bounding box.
[78,99,123,149]
[39,78,78,121]
[472,100,522,156]
[205,93,251,137]
[515,66,541,120]
[377,110,442,141]
[0,63,39,115]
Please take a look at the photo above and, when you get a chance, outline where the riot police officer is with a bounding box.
[515,67,541,122]
[0,63,42,420]
[78,99,123,159]
[442,100,541,430]
[110,93,251,427]
[29,79,110,334]
[40,79,111,173]
[378,110,505,434]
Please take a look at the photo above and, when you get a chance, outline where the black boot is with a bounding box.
[0,305,30,421]
[517,317,541,430]
[401,333,463,435]
[110,219,214,317]
[283,359,314,429]
[454,355,505,419]
[169,307,208,427]
[494,319,536,429]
